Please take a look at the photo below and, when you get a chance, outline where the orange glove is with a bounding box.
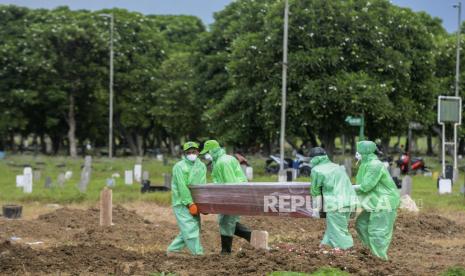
[188,203,199,216]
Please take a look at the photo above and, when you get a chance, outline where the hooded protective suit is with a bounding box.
[210,147,247,236]
[355,141,400,260]
[310,155,358,249]
[167,155,206,255]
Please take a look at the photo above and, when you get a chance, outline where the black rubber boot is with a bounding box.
[234,222,252,242]
[221,235,233,254]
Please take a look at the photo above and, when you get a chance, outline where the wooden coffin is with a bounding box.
[190,182,313,218]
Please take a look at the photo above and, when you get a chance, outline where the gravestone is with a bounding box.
[250,230,269,250]
[100,188,112,226]
[438,178,452,194]
[33,170,41,182]
[64,171,73,180]
[246,167,254,181]
[134,164,142,183]
[163,173,172,189]
[156,154,163,162]
[142,171,149,181]
[16,175,24,187]
[57,173,66,187]
[106,178,115,187]
[400,176,412,196]
[79,156,92,192]
[343,158,352,178]
[23,167,33,193]
[44,176,52,189]
[124,170,133,185]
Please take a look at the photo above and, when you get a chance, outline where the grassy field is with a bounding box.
[0,154,464,212]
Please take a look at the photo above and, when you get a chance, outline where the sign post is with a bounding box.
[345,115,365,141]
[438,96,462,184]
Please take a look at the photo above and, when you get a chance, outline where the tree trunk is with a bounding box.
[427,133,434,156]
[320,132,336,157]
[67,93,77,157]
[136,134,144,156]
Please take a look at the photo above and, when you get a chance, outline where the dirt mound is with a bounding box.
[38,205,148,228]
[396,211,464,237]
[1,205,464,275]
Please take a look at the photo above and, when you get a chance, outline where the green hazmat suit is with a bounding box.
[310,155,358,250]
[355,141,400,260]
[211,147,247,236]
[167,156,206,255]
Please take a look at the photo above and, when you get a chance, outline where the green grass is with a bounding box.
[440,267,465,276]
[1,154,465,213]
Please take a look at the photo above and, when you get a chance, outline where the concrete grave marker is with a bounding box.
[134,164,142,183]
[57,173,66,187]
[246,167,254,181]
[400,176,412,196]
[124,170,133,185]
[142,171,149,181]
[79,156,92,192]
[163,173,172,189]
[250,230,269,250]
[156,154,163,162]
[44,176,52,189]
[23,167,33,193]
[100,187,112,226]
[64,171,73,180]
[33,170,41,182]
[438,178,452,194]
[16,175,24,187]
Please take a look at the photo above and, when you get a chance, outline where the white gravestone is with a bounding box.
[125,170,133,185]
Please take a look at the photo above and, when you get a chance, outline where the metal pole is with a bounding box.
[279,0,289,172]
[454,2,462,176]
[455,2,462,97]
[109,14,114,158]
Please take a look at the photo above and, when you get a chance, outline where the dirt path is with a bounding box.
[0,203,464,275]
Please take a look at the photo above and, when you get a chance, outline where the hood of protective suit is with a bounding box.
[310,155,330,168]
[210,147,225,162]
[357,141,377,155]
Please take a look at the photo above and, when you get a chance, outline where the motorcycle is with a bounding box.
[396,152,428,174]
[293,153,312,177]
[265,154,312,177]
[265,155,293,174]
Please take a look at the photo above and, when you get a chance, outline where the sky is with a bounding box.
[0,0,461,33]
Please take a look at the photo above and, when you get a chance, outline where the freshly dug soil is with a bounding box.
[0,205,464,275]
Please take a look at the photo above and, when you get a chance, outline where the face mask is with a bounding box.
[204,153,212,161]
[186,154,198,162]
[355,152,362,161]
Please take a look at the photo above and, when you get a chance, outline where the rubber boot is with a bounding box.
[220,235,233,254]
[234,222,252,242]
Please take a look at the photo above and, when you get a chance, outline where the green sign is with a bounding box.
[438,96,461,124]
[345,115,365,141]
[345,116,362,126]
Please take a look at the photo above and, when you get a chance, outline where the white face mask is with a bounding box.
[204,153,212,161]
[355,152,362,161]
[186,154,198,162]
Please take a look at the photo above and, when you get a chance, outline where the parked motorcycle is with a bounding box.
[293,153,312,177]
[265,155,293,174]
[396,152,428,174]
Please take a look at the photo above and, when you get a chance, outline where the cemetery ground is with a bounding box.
[0,155,465,275]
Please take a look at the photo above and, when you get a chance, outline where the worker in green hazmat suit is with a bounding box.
[167,141,206,256]
[201,140,252,254]
[309,147,358,252]
[354,140,400,260]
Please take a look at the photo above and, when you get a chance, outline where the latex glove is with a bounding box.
[188,203,199,216]
[352,185,361,191]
